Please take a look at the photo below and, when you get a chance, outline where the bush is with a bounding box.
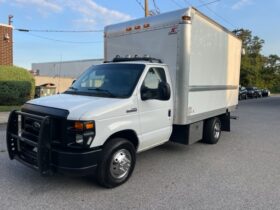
[0,65,35,105]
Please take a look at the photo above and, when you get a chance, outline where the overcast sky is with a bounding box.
[0,0,279,69]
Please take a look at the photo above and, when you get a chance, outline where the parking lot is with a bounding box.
[0,96,280,210]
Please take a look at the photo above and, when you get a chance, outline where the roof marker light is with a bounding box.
[126,27,132,32]
[182,15,191,21]
[143,23,150,28]
[134,25,141,30]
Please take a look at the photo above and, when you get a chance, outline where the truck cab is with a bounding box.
[7,58,174,188]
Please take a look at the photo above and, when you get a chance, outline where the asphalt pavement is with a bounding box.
[1,96,280,210]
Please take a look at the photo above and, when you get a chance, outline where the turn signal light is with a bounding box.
[85,122,94,129]
[74,121,94,130]
[74,122,84,130]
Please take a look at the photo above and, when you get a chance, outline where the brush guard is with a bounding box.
[6,110,52,175]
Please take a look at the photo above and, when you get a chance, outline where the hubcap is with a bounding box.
[110,149,132,179]
[213,122,221,139]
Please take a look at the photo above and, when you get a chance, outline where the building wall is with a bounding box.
[35,76,74,93]
[0,24,13,65]
[32,59,103,78]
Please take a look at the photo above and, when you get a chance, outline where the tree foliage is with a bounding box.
[232,29,280,92]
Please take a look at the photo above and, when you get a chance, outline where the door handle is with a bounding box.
[168,109,171,117]
[126,108,137,113]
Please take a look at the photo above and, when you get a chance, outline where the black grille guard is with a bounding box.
[6,110,52,175]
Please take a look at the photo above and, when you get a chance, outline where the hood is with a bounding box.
[27,93,135,120]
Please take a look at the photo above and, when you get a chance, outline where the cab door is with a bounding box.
[137,66,173,151]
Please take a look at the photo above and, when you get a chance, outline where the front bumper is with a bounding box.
[51,147,102,176]
[6,110,102,176]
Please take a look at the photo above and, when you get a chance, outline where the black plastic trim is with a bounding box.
[111,57,162,63]
[22,103,69,118]
[51,147,102,176]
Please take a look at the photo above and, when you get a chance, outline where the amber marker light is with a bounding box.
[182,15,191,21]
[126,27,132,32]
[74,122,84,130]
[85,122,94,130]
[143,23,150,28]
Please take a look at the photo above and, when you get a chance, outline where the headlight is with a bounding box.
[68,121,95,147]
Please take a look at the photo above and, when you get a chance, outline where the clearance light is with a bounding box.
[134,25,141,30]
[182,15,191,21]
[126,27,132,32]
[143,23,150,28]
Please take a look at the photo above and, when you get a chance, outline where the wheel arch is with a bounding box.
[105,129,139,150]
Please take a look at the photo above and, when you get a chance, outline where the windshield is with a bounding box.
[65,64,145,98]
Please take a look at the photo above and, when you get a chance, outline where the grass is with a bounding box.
[0,105,21,112]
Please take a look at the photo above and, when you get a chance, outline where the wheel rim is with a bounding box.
[110,149,132,179]
[213,122,221,139]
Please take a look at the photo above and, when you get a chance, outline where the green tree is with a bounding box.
[261,55,280,91]
[233,29,265,87]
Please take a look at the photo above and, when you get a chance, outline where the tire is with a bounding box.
[202,117,221,144]
[97,138,136,188]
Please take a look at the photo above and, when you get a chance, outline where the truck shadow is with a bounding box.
[1,140,205,192]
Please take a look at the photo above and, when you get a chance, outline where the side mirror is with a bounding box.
[72,80,76,85]
[141,87,150,101]
[141,82,171,101]
[158,81,171,101]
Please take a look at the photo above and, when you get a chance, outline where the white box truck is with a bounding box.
[6,7,241,188]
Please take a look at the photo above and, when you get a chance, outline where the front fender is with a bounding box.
[90,113,140,148]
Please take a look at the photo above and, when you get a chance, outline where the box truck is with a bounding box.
[6,7,241,188]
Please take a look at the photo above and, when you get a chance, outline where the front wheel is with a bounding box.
[96,138,136,188]
[202,117,221,144]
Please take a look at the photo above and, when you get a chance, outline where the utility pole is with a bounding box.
[8,15,13,25]
[145,0,149,17]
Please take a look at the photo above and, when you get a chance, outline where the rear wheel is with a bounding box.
[202,117,221,144]
[97,138,136,188]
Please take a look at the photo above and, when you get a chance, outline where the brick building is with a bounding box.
[0,24,13,65]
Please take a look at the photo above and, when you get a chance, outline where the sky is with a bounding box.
[0,0,279,69]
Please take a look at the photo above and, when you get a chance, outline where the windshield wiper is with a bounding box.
[69,86,78,91]
[88,88,116,97]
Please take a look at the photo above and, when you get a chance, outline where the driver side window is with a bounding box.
[141,67,167,100]
[143,68,166,88]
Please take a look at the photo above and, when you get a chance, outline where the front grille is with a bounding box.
[21,115,67,146]
[21,116,40,143]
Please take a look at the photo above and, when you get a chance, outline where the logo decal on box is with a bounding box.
[169,26,178,35]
